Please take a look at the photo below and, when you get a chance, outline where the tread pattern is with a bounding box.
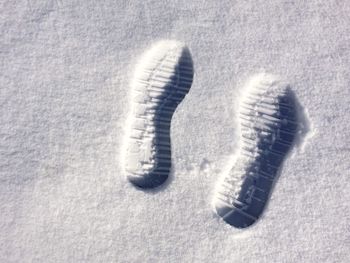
[124,41,194,189]
[213,74,299,228]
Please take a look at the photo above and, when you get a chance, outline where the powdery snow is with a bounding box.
[1,0,350,262]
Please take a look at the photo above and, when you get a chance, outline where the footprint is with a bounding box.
[213,74,301,228]
[123,40,194,189]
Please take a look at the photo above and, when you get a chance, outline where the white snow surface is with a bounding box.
[1,1,350,262]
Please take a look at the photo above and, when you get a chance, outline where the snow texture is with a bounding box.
[1,0,350,262]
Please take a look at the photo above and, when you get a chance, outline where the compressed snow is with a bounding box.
[1,0,350,262]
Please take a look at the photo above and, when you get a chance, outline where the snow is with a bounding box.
[1,0,350,262]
